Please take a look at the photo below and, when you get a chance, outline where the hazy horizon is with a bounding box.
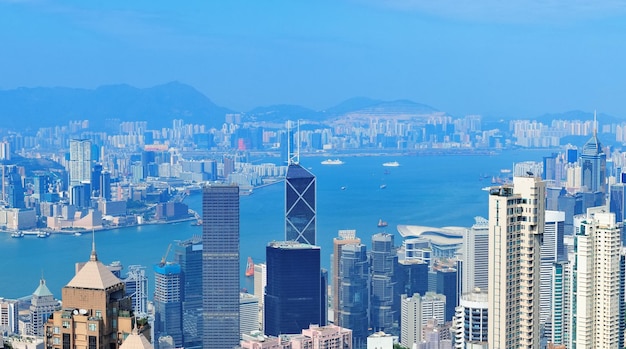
[2,0,625,119]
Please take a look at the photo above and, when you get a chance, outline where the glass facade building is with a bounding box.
[338,243,370,345]
[175,236,203,349]
[370,233,397,332]
[285,164,316,245]
[202,185,240,349]
[153,263,183,348]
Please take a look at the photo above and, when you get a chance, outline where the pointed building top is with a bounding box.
[32,277,54,298]
[66,236,122,290]
[90,230,97,262]
[582,110,603,156]
[119,328,154,349]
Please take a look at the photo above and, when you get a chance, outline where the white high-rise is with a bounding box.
[571,207,621,349]
[453,289,488,349]
[400,292,446,348]
[488,175,545,349]
[461,216,489,293]
[69,139,92,187]
[540,211,565,330]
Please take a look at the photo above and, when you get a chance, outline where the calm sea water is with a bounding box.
[0,150,553,299]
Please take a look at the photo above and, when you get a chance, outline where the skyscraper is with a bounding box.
[338,243,369,345]
[453,290,488,349]
[153,262,183,348]
[264,241,321,336]
[579,113,606,196]
[540,210,565,330]
[488,175,545,349]
[69,139,92,187]
[400,292,446,348]
[285,163,316,244]
[122,265,148,316]
[461,216,489,294]
[202,185,240,349]
[332,229,361,324]
[370,233,397,333]
[29,278,59,337]
[174,237,203,349]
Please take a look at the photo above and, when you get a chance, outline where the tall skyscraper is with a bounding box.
[153,262,183,348]
[338,243,369,346]
[400,292,446,348]
[264,241,322,336]
[461,216,489,293]
[69,139,92,187]
[488,175,545,349]
[370,233,397,333]
[579,113,606,196]
[285,163,316,244]
[174,236,203,349]
[29,278,59,337]
[571,207,621,348]
[332,229,361,324]
[540,210,565,330]
[202,185,240,349]
[122,265,148,316]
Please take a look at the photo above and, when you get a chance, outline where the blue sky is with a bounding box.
[1,0,626,118]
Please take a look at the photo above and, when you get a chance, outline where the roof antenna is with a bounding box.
[297,120,301,165]
[593,110,597,137]
[90,229,98,261]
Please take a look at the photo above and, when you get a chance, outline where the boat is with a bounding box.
[37,231,50,238]
[382,161,400,167]
[245,257,254,277]
[74,232,82,237]
[377,219,388,228]
[10,232,24,238]
[341,186,346,190]
[321,159,345,165]
[380,184,387,189]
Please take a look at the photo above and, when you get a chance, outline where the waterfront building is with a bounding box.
[397,225,463,258]
[332,229,361,325]
[579,114,606,196]
[69,139,92,187]
[44,242,135,349]
[285,163,316,245]
[460,217,488,294]
[0,297,18,335]
[264,241,322,336]
[338,243,369,346]
[240,293,260,336]
[122,265,148,317]
[153,262,183,348]
[540,210,565,332]
[29,278,59,337]
[571,207,621,348]
[452,289,488,349]
[400,292,446,348]
[174,236,203,349]
[370,233,398,333]
[488,175,545,349]
[253,263,267,332]
[202,184,240,349]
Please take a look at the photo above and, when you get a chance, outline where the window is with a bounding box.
[54,327,60,334]
[89,323,97,331]
[95,310,102,318]
[62,321,70,328]
[53,338,60,344]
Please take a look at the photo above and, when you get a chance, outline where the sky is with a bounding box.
[1,0,626,118]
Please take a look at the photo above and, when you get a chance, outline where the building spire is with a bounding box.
[593,110,597,137]
[90,229,98,261]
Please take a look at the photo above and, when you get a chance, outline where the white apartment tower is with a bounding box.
[69,139,92,187]
[400,292,446,348]
[571,207,621,349]
[488,175,545,349]
[461,216,489,293]
[453,289,488,349]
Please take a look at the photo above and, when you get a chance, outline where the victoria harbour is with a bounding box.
[0,150,552,300]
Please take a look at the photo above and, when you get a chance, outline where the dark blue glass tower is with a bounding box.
[435,267,458,322]
[202,185,239,349]
[175,236,203,349]
[338,243,370,345]
[264,241,321,336]
[370,233,397,332]
[285,164,316,245]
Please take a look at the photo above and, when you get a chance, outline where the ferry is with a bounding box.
[321,159,345,165]
[37,231,50,238]
[74,232,82,237]
[10,232,24,238]
[382,161,400,167]
[377,219,388,228]
[380,184,387,189]
[245,257,254,277]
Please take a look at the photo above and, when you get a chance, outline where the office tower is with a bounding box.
[69,139,92,187]
[461,216,489,293]
[488,175,545,349]
[264,241,321,336]
[174,237,203,349]
[0,140,10,160]
[4,165,24,208]
[285,162,316,244]
[370,233,397,332]
[609,183,626,245]
[397,259,429,297]
[33,173,49,200]
[29,278,59,337]
[122,265,148,316]
[332,229,361,324]
[453,290,488,349]
[571,207,620,348]
[550,260,571,347]
[400,292,446,348]
[100,170,111,200]
[253,263,267,331]
[240,293,259,336]
[540,210,565,332]
[44,242,134,349]
[543,153,558,181]
[0,298,18,335]
[153,262,183,348]
[202,185,240,349]
[91,163,102,195]
[338,243,369,346]
[579,113,606,195]
[435,267,458,322]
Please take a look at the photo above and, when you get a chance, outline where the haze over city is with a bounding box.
[1,0,626,118]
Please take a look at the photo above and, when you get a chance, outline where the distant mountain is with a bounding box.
[245,104,321,123]
[0,82,233,130]
[535,110,622,124]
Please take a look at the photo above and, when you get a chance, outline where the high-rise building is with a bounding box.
[400,292,446,348]
[153,263,183,348]
[338,243,369,346]
[461,216,489,294]
[332,229,361,324]
[0,297,18,335]
[488,175,545,349]
[44,242,135,349]
[122,265,148,317]
[434,267,458,322]
[453,290,488,349]
[29,278,59,337]
[264,241,321,336]
[579,114,606,196]
[370,233,397,332]
[69,139,92,187]
[397,258,429,297]
[253,263,267,332]
[174,236,203,349]
[0,141,10,160]
[571,207,621,348]
[550,260,571,347]
[202,185,240,349]
[540,210,565,331]
[240,293,259,336]
[285,163,316,244]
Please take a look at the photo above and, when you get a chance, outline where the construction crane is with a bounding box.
[160,243,172,267]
